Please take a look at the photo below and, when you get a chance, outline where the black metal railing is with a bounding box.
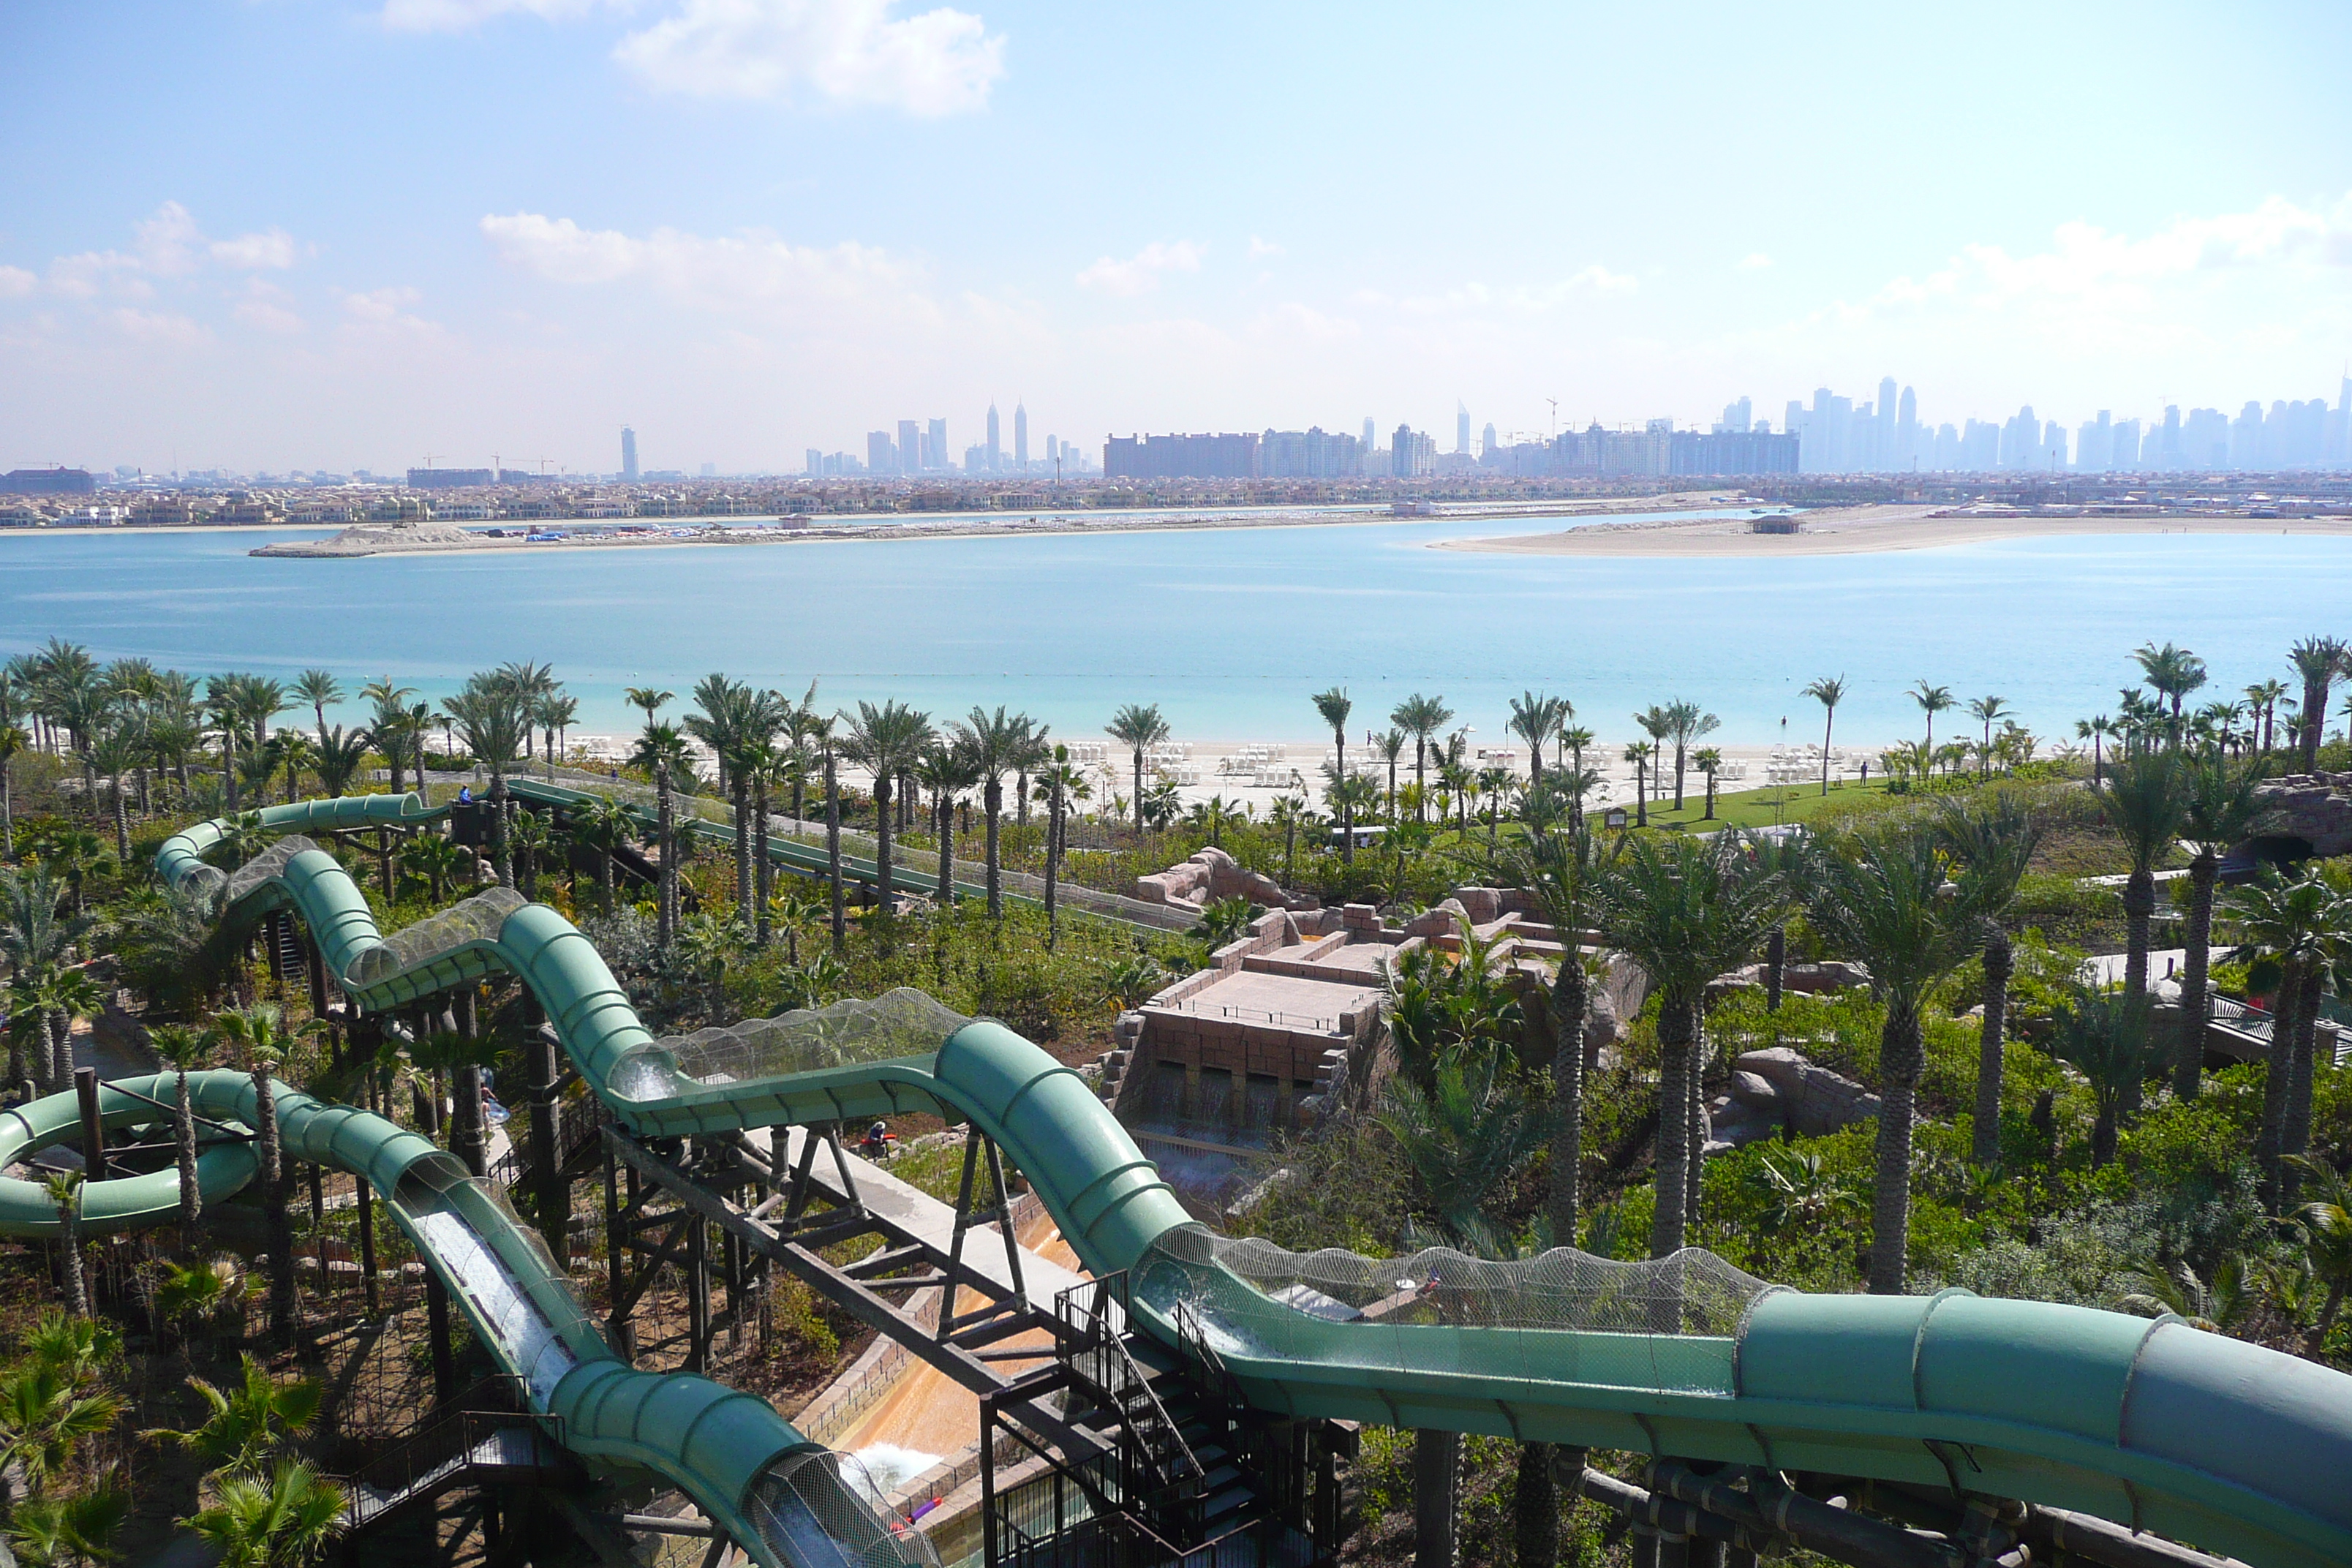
[1055,1275,1202,1511]
[339,1376,569,1530]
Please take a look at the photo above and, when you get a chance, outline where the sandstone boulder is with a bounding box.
[1733,1046,1881,1137]
[1402,898,1472,938]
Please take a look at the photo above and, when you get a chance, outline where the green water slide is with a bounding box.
[14,797,2343,1568]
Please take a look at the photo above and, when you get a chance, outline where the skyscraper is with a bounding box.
[1481,422,1498,459]
[620,426,639,482]
[897,420,920,476]
[928,418,948,472]
[1456,402,1471,455]
[868,431,895,473]
[1362,417,1376,451]
[1014,402,1029,470]
[986,402,1001,472]
[1896,385,1918,470]
[1876,377,1899,471]
[805,448,822,476]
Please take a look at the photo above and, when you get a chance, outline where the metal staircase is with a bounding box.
[339,1379,580,1537]
[980,1274,1334,1568]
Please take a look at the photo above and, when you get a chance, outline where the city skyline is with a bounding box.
[2,4,2348,473]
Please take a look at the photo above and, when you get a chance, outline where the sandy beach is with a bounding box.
[1439,502,2352,557]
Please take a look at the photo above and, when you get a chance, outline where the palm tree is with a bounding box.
[1035,745,1090,949]
[624,685,674,730]
[2244,678,2288,756]
[1934,795,2042,1166]
[154,1354,322,1476]
[1375,729,1406,821]
[1594,833,1789,1258]
[148,1023,211,1243]
[568,794,636,913]
[292,671,340,742]
[1507,692,1563,793]
[2040,986,2154,1167]
[534,691,578,777]
[1620,741,1652,827]
[0,721,26,860]
[1909,680,1953,757]
[1801,676,1847,794]
[8,1472,129,1566]
[410,1028,500,1180]
[2133,641,2207,741]
[1106,703,1171,837]
[1804,822,1984,1294]
[1378,1042,1548,1568]
[810,712,844,953]
[443,674,529,889]
[187,1459,345,1568]
[629,720,692,948]
[1309,688,1354,863]
[1390,693,1453,819]
[1267,792,1312,892]
[1693,747,1723,819]
[2288,637,2343,773]
[0,1343,121,1498]
[686,674,777,921]
[2285,1156,2352,1354]
[1492,826,1610,1244]
[1662,698,1718,811]
[42,1174,87,1315]
[84,724,140,864]
[209,1004,314,1343]
[310,726,369,798]
[2174,753,2274,1098]
[2094,750,2190,1003]
[1967,696,2009,777]
[842,700,933,909]
[2222,870,2350,1207]
[2076,715,2115,785]
[959,706,1033,918]
[913,736,979,906]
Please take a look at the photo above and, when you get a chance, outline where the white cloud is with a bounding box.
[211,229,301,270]
[1362,265,1635,316]
[1248,236,1284,259]
[378,0,619,31]
[110,308,211,347]
[1076,240,1205,297]
[233,281,304,334]
[0,267,34,298]
[614,0,1004,114]
[480,211,924,315]
[1738,252,1772,271]
[132,201,205,276]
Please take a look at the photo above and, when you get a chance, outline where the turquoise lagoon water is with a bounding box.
[1,512,2342,750]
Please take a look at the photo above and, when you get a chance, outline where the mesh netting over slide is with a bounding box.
[1134,1226,1777,1394]
[747,1450,944,1568]
[346,887,529,989]
[1141,1226,1774,1335]
[223,834,318,908]
[606,988,970,1103]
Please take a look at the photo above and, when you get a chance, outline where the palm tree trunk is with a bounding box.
[176,1068,203,1242]
[223,734,239,811]
[1764,927,1785,1014]
[489,766,512,889]
[2122,867,2155,1000]
[2283,965,2323,1205]
[57,1201,88,1316]
[1686,1036,1705,1234]
[1650,992,1695,1259]
[1412,1428,1459,1568]
[49,1010,72,1094]
[875,772,894,906]
[112,776,130,863]
[1867,1003,1923,1295]
[254,1068,295,1344]
[2302,674,2329,772]
[937,792,955,906]
[1131,748,1145,835]
[2257,955,2301,1210]
[453,1063,486,1178]
[732,777,753,927]
[1820,707,1835,794]
[754,774,772,946]
[984,777,1003,918]
[826,748,845,953]
[1514,1441,1558,1568]
[655,761,676,949]
[1972,927,2012,1166]
[1547,953,1587,1245]
[2176,856,2217,1099]
[1044,783,1063,949]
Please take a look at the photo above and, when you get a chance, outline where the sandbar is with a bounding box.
[1438,503,2352,558]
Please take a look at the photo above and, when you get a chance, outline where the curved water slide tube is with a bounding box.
[15,796,2350,1568]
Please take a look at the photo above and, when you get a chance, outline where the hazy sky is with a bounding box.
[4,0,2351,475]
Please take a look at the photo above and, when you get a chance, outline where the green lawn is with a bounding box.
[1618,774,1902,832]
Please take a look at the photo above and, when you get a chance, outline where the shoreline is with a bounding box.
[1439,502,2352,557]
[234,490,1756,559]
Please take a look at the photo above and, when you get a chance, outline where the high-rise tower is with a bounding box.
[1014,402,1029,469]
[986,403,1001,472]
[620,426,639,482]
[1456,402,1471,454]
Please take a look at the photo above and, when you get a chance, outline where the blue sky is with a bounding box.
[4,0,2349,475]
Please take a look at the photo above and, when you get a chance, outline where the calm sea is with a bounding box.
[2,512,2343,751]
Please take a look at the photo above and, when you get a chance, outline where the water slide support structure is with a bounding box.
[0,792,2339,1568]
